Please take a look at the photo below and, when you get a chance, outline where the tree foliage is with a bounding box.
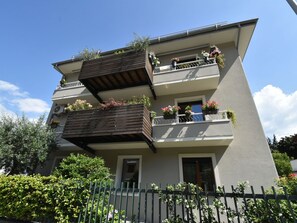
[0,115,56,175]
[278,134,297,159]
[268,134,297,159]
[272,151,293,177]
[53,153,112,183]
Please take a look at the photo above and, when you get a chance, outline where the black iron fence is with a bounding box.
[78,182,297,223]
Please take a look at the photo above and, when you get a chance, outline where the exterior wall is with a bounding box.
[42,41,278,191]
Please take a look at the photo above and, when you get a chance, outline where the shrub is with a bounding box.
[53,154,112,184]
[272,151,293,177]
[0,175,89,222]
[65,99,93,112]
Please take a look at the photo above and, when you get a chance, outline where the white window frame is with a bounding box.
[115,155,142,188]
[178,153,221,187]
[174,95,206,123]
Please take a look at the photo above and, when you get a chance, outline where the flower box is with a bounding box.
[202,109,219,115]
[163,114,177,119]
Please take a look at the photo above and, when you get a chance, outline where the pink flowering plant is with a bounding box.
[202,101,219,111]
[161,105,180,116]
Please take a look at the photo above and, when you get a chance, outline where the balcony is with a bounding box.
[153,58,220,96]
[78,50,155,102]
[62,104,155,153]
[52,81,94,103]
[152,111,233,147]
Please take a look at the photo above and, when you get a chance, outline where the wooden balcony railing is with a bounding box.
[62,104,155,153]
[78,50,155,102]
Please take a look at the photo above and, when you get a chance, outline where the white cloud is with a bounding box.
[0,80,28,97]
[0,104,16,117]
[13,98,50,113]
[0,80,50,117]
[253,85,297,138]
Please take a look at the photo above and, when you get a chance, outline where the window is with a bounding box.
[175,96,205,123]
[179,154,219,192]
[116,156,142,188]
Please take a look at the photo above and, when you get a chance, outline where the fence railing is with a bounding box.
[154,57,216,74]
[56,81,84,90]
[152,111,228,126]
[78,182,297,223]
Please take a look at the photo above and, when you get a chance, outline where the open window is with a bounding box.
[116,155,142,188]
[176,96,205,123]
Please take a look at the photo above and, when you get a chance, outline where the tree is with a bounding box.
[53,154,112,183]
[0,115,56,175]
[272,151,293,177]
[267,134,278,151]
[277,134,297,159]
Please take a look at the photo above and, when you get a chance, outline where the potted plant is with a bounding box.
[209,45,225,69]
[171,58,179,68]
[60,76,67,87]
[226,109,236,125]
[50,118,60,128]
[161,105,180,119]
[201,50,210,64]
[202,101,219,115]
[149,52,160,69]
[185,105,192,118]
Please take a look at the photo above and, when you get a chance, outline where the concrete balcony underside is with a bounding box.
[153,120,233,147]
[153,64,220,96]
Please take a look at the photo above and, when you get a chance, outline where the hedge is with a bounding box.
[0,175,89,223]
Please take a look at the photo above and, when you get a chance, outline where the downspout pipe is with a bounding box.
[287,0,297,14]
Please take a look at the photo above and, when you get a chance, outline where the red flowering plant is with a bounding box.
[161,105,180,118]
[202,101,219,114]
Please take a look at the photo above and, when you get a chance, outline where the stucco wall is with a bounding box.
[41,42,278,191]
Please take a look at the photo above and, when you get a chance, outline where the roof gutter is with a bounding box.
[52,18,258,67]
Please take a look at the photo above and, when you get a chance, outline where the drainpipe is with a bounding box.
[287,0,297,14]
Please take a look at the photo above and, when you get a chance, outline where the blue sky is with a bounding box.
[0,0,296,138]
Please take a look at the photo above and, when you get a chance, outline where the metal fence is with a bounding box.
[78,182,297,223]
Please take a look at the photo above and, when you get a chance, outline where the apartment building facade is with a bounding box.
[41,18,278,191]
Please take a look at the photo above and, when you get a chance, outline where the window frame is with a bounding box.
[178,153,221,188]
[174,96,206,123]
[115,155,142,188]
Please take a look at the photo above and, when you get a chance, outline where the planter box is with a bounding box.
[163,114,177,119]
[202,109,219,115]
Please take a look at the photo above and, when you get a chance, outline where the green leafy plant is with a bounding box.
[65,99,93,112]
[226,109,236,125]
[127,34,150,52]
[272,151,293,177]
[150,111,156,119]
[0,115,56,175]
[185,105,192,116]
[53,154,112,184]
[60,76,67,87]
[0,175,90,223]
[114,49,125,55]
[126,95,151,108]
[75,48,101,61]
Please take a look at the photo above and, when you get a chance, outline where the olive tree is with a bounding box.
[0,115,56,175]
